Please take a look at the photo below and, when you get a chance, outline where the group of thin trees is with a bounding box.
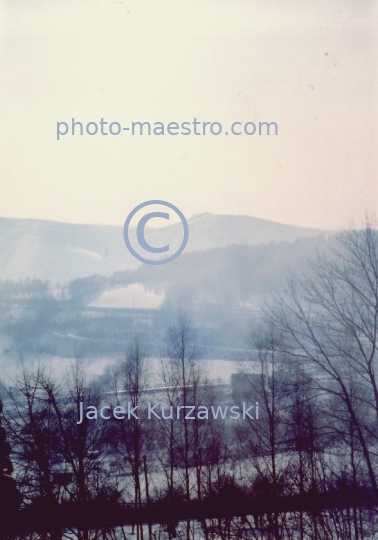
[1,217,378,540]
[1,313,233,540]
[232,217,378,539]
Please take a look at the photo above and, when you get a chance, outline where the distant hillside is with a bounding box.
[0,217,137,283]
[124,235,334,304]
[153,213,328,252]
[0,214,328,282]
[68,234,336,308]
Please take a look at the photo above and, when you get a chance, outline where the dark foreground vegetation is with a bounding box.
[1,217,378,539]
[1,483,377,539]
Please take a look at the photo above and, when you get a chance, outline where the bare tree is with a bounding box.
[5,357,113,540]
[236,325,290,540]
[111,339,154,540]
[5,361,59,507]
[269,217,378,505]
[158,310,208,540]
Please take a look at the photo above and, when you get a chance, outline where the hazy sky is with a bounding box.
[1,0,377,229]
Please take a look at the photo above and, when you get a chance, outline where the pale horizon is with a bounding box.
[1,0,377,231]
[0,209,340,231]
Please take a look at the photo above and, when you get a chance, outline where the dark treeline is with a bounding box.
[0,279,49,300]
[1,219,378,539]
[66,234,332,305]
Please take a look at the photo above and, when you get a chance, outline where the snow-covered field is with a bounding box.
[89,284,165,309]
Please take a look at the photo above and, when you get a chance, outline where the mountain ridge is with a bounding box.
[0,213,330,283]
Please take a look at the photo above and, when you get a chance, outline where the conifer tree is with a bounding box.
[0,399,22,525]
